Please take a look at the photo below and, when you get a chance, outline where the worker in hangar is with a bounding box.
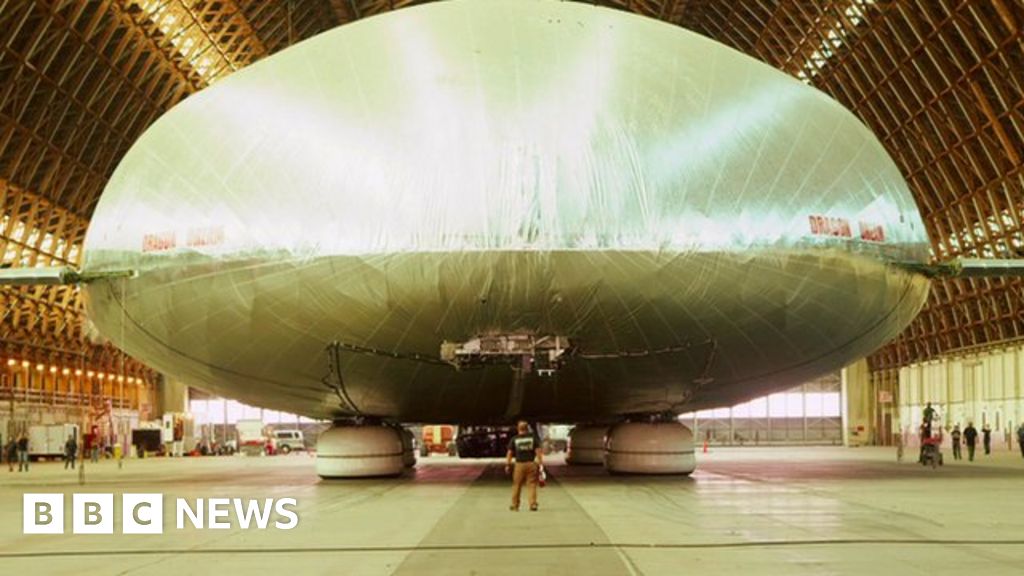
[506,421,544,511]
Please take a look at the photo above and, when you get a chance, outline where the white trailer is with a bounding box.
[28,423,79,460]
[236,419,268,456]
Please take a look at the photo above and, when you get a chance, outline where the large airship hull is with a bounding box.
[85,249,927,422]
[81,0,931,423]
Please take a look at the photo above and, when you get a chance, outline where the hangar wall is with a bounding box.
[0,361,157,449]
[899,343,1024,449]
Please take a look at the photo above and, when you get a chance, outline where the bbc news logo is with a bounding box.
[24,494,299,534]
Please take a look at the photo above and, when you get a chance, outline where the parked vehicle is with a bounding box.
[543,424,571,453]
[131,428,163,457]
[212,439,236,455]
[271,429,305,454]
[236,419,269,456]
[420,424,456,457]
[920,435,944,468]
[28,424,79,460]
[455,426,513,458]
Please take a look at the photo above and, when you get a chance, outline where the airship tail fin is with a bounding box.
[0,266,134,286]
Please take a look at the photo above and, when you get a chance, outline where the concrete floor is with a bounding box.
[1,446,1023,575]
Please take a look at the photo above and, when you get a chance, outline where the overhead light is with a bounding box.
[6,359,15,367]
[21,360,29,368]
[87,371,95,378]
[36,364,44,372]
[62,368,70,376]
[74,369,83,376]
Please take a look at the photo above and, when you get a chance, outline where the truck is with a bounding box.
[28,423,80,461]
[236,419,269,456]
[420,424,456,457]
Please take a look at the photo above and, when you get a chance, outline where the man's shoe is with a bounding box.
[509,505,518,511]
[530,504,538,511]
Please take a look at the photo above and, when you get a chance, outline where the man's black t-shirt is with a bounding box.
[508,433,540,463]
[964,426,978,445]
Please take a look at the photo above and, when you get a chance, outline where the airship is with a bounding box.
[3,0,1014,477]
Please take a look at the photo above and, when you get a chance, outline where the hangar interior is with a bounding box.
[3,0,1020,454]
[0,0,1023,573]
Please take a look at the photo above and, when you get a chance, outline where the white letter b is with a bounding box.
[23,494,63,534]
[73,494,113,534]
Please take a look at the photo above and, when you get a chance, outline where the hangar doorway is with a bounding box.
[680,373,842,446]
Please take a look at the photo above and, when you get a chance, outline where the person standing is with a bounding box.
[963,422,978,462]
[982,423,992,455]
[5,437,16,472]
[17,434,29,472]
[951,425,962,460]
[1017,423,1024,458]
[923,403,936,428]
[64,434,78,470]
[505,420,543,512]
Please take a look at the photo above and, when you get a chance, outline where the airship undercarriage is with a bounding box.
[318,336,703,477]
[316,415,697,478]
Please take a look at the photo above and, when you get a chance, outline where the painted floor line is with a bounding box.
[4,538,1024,558]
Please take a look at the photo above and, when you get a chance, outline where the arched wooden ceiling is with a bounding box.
[0,0,1021,375]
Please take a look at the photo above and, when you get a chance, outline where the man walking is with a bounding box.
[17,434,29,472]
[951,425,962,460]
[982,423,992,455]
[505,421,543,512]
[64,434,77,470]
[963,422,978,462]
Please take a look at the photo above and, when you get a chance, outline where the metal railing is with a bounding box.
[0,387,131,409]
